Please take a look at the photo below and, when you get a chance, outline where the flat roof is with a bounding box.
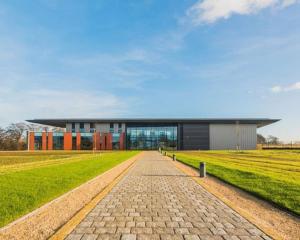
[27,118,280,128]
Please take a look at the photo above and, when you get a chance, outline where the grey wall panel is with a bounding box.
[113,123,118,133]
[209,124,257,150]
[182,124,209,150]
[66,123,72,132]
[84,123,90,132]
[75,123,80,132]
[121,123,126,133]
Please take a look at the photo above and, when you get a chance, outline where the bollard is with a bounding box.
[199,162,206,178]
[164,151,166,156]
[172,154,176,161]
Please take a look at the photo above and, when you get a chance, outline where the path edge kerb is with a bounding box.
[0,151,144,240]
[167,155,283,240]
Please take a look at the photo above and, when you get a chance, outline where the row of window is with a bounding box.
[71,123,123,133]
[33,133,122,150]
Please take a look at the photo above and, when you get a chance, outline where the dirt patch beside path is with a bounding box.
[0,152,144,240]
[172,158,300,240]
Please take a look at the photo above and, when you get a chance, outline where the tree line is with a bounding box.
[0,123,29,150]
[0,123,62,151]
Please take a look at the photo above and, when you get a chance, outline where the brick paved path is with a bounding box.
[66,152,270,240]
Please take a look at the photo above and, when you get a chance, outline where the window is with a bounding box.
[118,123,122,133]
[90,123,95,133]
[109,123,114,133]
[81,133,93,150]
[71,123,76,133]
[112,133,120,150]
[79,123,85,133]
[53,132,64,150]
[72,134,77,150]
[34,132,42,150]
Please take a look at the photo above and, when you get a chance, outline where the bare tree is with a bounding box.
[257,134,266,144]
[0,122,50,150]
[267,135,280,145]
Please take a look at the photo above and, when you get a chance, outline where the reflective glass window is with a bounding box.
[126,125,177,150]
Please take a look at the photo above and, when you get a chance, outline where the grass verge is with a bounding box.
[169,150,300,216]
[0,151,139,227]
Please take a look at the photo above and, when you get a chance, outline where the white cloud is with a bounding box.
[187,0,299,24]
[271,85,282,93]
[271,81,300,93]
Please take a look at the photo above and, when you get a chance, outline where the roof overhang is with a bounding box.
[26,118,280,128]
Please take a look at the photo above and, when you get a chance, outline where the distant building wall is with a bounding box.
[209,124,257,150]
[181,123,210,150]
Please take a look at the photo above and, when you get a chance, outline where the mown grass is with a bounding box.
[169,150,300,216]
[0,151,92,165]
[0,151,139,227]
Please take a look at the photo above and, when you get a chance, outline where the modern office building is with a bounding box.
[26,118,279,151]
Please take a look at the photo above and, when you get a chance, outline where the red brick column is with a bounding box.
[64,132,72,150]
[100,133,106,150]
[93,132,101,150]
[42,132,47,150]
[76,133,81,150]
[107,133,113,150]
[119,132,125,150]
[48,132,53,150]
[29,132,35,151]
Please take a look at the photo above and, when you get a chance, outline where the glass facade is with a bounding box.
[80,133,93,150]
[53,132,64,150]
[72,133,77,150]
[34,132,42,150]
[112,133,120,150]
[126,125,177,150]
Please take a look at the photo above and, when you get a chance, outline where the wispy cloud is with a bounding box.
[271,81,300,93]
[62,49,163,90]
[0,88,132,125]
[186,0,299,24]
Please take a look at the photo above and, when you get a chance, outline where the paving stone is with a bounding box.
[131,227,152,234]
[175,228,190,235]
[137,234,160,240]
[160,234,184,240]
[65,152,270,240]
[184,235,200,240]
[65,234,83,240]
[81,234,99,240]
[121,234,136,240]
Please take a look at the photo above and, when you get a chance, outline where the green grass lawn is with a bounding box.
[0,151,139,227]
[169,150,300,216]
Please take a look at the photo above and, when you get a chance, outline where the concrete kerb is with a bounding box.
[0,151,144,240]
[166,155,283,240]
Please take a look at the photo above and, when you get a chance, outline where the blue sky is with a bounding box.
[0,0,299,142]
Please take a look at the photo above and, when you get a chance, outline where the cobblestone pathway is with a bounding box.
[66,151,271,240]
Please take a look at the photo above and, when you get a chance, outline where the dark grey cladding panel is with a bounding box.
[182,124,209,150]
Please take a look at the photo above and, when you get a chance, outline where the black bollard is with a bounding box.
[199,162,206,178]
